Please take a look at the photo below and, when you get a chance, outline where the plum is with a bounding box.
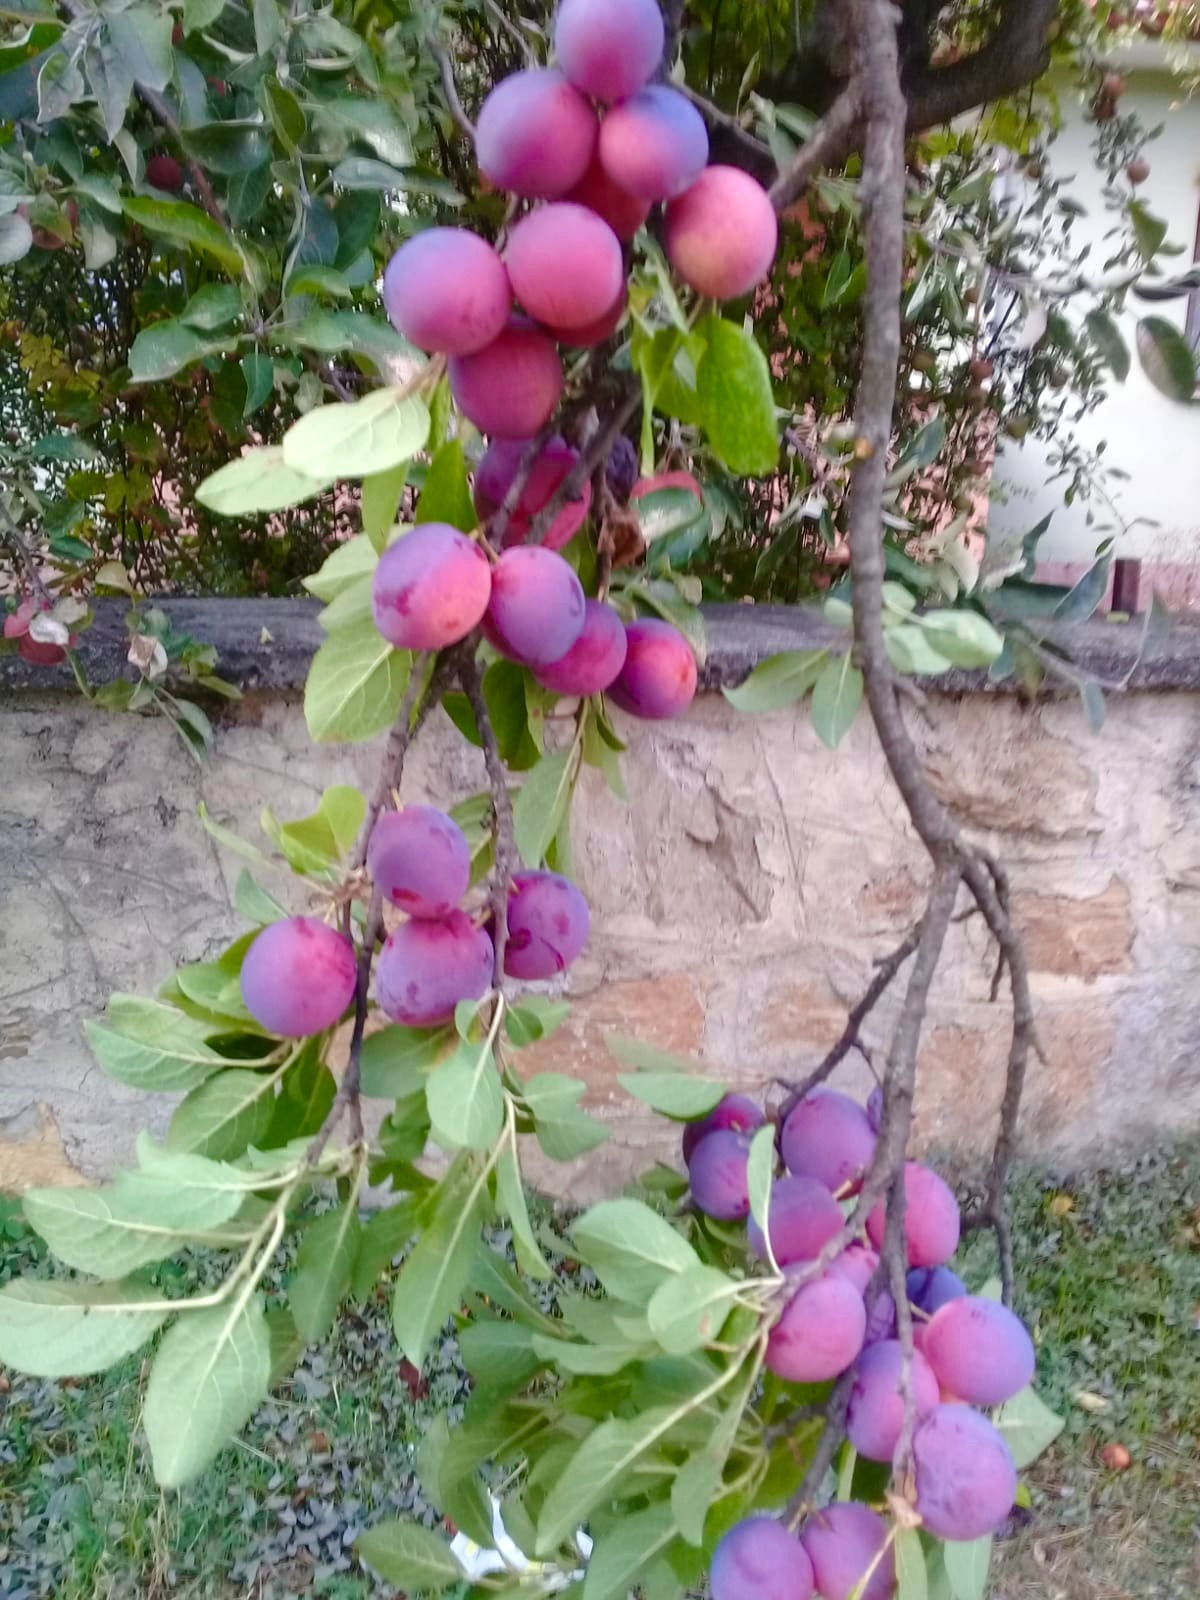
[665,166,779,300]
[565,152,651,241]
[913,1405,1018,1541]
[681,1093,765,1164]
[483,546,586,665]
[828,1244,880,1296]
[607,618,697,720]
[923,1296,1036,1407]
[906,1266,966,1316]
[504,203,623,332]
[710,1517,814,1600]
[449,318,563,438]
[801,1503,895,1600]
[476,68,597,198]
[376,910,494,1027]
[367,806,471,919]
[554,0,664,104]
[146,153,184,193]
[504,870,590,979]
[371,524,492,651]
[542,287,626,349]
[688,1128,751,1220]
[382,229,511,356]
[598,85,708,201]
[866,1162,961,1269]
[780,1088,876,1195]
[846,1338,940,1462]
[240,917,357,1038]
[747,1174,844,1267]
[766,1271,867,1383]
[474,436,591,551]
[534,599,628,696]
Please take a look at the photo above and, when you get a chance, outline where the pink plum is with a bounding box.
[504,870,590,980]
[828,1244,880,1296]
[554,0,664,104]
[382,229,511,355]
[476,69,597,198]
[598,85,709,201]
[665,166,779,300]
[474,436,592,551]
[371,524,491,651]
[375,910,494,1027]
[846,1338,940,1462]
[747,1174,844,1266]
[781,1089,876,1195]
[710,1517,814,1600]
[681,1093,765,1164]
[607,618,698,720]
[801,1503,895,1600]
[688,1128,751,1220]
[565,152,651,240]
[866,1162,961,1269]
[534,599,628,696]
[913,1406,1018,1541]
[504,202,623,331]
[542,286,626,349]
[766,1272,867,1383]
[240,917,356,1038]
[367,806,471,919]
[483,546,586,665]
[449,318,564,438]
[923,1296,1036,1407]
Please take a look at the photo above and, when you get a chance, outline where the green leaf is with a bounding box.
[522,1073,609,1162]
[810,652,864,749]
[418,1413,497,1547]
[416,438,476,532]
[304,620,411,744]
[356,1521,464,1592]
[252,0,281,55]
[496,1142,554,1280]
[505,997,571,1048]
[166,1070,278,1160]
[746,1125,776,1249]
[887,415,946,486]
[316,98,412,166]
[234,870,287,926]
[1085,308,1130,382]
[282,388,431,481]
[1136,316,1197,402]
[180,283,243,332]
[303,532,380,601]
[22,1181,243,1276]
[1127,198,1168,261]
[995,1385,1064,1469]
[108,4,174,92]
[144,1294,272,1488]
[572,1199,699,1303]
[352,1194,422,1299]
[362,463,408,550]
[196,446,332,516]
[722,650,827,712]
[331,156,464,203]
[615,1071,727,1120]
[895,1528,930,1600]
[537,1408,682,1554]
[426,1036,504,1151]
[267,784,365,873]
[942,1536,992,1600]
[391,1155,489,1365]
[584,1502,678,1600]
[0,211,33,264]
[919,610,1005,668]
[183,0,226,32]
[128,319,220,383]
[123,195,242,274]
[360,1024,453,1098]
[513,751,573,868]
[0,1278,167,1378]
[885,625,955,677]
[646,1265,742,1355]
[291,1200,362,1342]
[635,487,706,546]
[181,120,272,175]
[85,998,225,1092]
[695,315,778,476]
[240,352,274,417]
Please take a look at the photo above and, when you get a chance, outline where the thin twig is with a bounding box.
[769,86,863,213]
[681,84,775,169]
[426,27,477,142]
[487,421,559,550]
[138,86,228,227]
[458,651,516,986]
[525,382,641,548]
[2,526,53,608]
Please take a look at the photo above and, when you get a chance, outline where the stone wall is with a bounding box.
[2,602,1199,1201]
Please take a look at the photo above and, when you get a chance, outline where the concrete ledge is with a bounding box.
[2,598,1199,696]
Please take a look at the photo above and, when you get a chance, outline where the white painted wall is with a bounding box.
[991,53,1200,566]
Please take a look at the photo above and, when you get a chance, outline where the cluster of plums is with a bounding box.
[686,1087,1036,1596]
[239,806,591,1037]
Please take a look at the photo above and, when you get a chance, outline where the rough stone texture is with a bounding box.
[3,609,1200,1202]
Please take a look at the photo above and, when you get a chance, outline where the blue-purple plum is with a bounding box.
[800,1503,895,1600]
[864,1288,897,1345]
[367,806,471,920]
[473,436,591,552]
[371,524,491,651]
[688,1128,751,1221]
[665,166,778,300]
[476,69,597,198]
[382,229,511,356]
[866,1162,961,1269]
[846,1338,940,1462]
[565,152,651,240]
[766,1272,866,1383]
[710,1517,814,1600]
[240,917,356,1038]
[554,0,664,104]
[748,1175,843,1267]
[504,202,623,331]
[607,618,698,720]
[534,600,628,696]
[598,86,708,201]
[449,318,563,438]
[780,1088,876,1195]
[907,1266,966,1316]
[923,1296,1035,1407]
[681,1093,765,1164]
[505,870,590,980]
[483,546,586,665]
[913,1405,1018,1541]
[375,911,493,1027]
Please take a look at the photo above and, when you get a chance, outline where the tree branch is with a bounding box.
[458,650,516,987]
[2,525,53,608]
[901,0,1059,134]
[426,27,478,142]
[137,86,228,227]
[769,86,863,213]
[525,380,641,548]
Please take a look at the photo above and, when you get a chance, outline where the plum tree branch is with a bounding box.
[768,86,863,213]
[525,379,641,548]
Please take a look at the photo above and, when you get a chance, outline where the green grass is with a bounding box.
[2,1149,1198,1599]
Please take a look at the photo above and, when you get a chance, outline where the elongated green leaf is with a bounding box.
[584,1501,678,1600]
[723,649,828,712]
[426,1037,504,1151]
[418,1412,497,1548]
[356,1521,464,1591]
[995,1385,1064,1468]
[303,531,380,601]
[1136,315,1197,402]
[495,1144,554,1280]
[1085,308,1130,382]
[0,211,33,264]
[331,156,464,203]
[360,1024,453,1098]
[513,751,573,868]
[0,1278,167,1378]
[810,652,864,749]
[167,1069,278,1160]
[85,1001,225,1093]
[362,463,408,550]
[696,315,778,476]
[647,1265,742,1355]
[537,1407,683,1554]
[522,1072,609,1162]
[316,98,412,166]
[180,283,243,331]
[196,446,332,516]
[352,1194,422,1299]
[391,1155,489,1365]
[895,1528,930,1600]
[22,1181,244,1276]
[746,1125,776,1249]
[144,1294,272,1487]
[919,610,1005,668]
[942,1536,992,1600]
[123,195,242,273]
[304,620,411,743]
[291,1201,362,1342]
[128,319,222,383]
[572,1199,699,1303]
[416,437,476,531]
[616,1071,727,1120]
[282,387,430,481]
